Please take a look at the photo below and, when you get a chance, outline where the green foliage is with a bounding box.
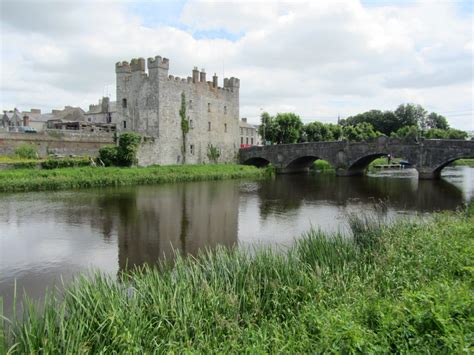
[14,144,38,160]
[311,159,334,172]
[426,112,449,130]
[98,146,118,167]
[117,132,141,166]
[302,122,344,142]
[207,144,221,163]
[0,164,266,192]
[342,122,381,142]
[425,128,449,139]
[41,158,90,170]
[342,109,401,136]
[97,133,141,167]
[179,92,189,135]
[12,161,38,169]
[3,210,473,352]
[394,103,427,130]
[258,112,303,144]
[180,92,189,162]
[445,128,468,140]
[391,125,420,140]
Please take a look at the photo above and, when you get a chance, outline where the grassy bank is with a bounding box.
[450,158,474,167]
[2,207,473,353]
[0,164,269,192]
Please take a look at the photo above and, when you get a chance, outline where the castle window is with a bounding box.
[123,120,127,129]
[224,106,227,114]
[190,144,194,155]
[208,103,211,112]
[190,119,193,128]
[189,100,192,109]
[208,122,211,131]
[122,98,127,108]
[224,123,227,133]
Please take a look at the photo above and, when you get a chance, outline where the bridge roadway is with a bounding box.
[239,137,474,179]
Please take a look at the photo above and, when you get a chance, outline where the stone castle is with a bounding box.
[115,56,240,165]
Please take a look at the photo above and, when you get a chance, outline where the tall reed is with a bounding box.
[2,208,472,353]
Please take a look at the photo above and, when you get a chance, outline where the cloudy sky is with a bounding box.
[1,0,473,129]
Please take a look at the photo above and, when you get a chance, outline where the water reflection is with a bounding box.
[0,167,473,315]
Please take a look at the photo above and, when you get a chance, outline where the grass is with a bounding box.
[0,164,269,192]
[1,205,473,353]
[450,158,474,167]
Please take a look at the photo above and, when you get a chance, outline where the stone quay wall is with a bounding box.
[0,130,114,157]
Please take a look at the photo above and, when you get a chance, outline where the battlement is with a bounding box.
[224,77,240,89]
[116,54,240,94]
[130,58,146,72]
[115,61,131,73]
[148,56,169,70]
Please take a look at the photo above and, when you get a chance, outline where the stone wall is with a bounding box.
[0,131,114,157]
[116,56,240,166]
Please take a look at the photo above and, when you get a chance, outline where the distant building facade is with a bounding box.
[115,55,240,165]
[239,118,259,147]
[85,97,117,124]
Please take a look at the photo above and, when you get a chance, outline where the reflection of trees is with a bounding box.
[254,173,465,219]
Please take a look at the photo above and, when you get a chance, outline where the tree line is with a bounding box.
[258,103,469,144]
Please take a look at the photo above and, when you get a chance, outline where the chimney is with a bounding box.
[213,73,218,88]
[30,109,41,114]
[200,69,206,82]
[192,67,199,83]
[242,118,247,123]
[23,115,30,126]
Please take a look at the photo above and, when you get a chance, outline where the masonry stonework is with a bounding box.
[115,56,240,166]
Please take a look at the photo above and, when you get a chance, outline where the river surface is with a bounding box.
[1,166,473,313]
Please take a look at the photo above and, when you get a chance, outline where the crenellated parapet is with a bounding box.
[224,77,240,89]
[147,56,169,70]
[130,58,146,72]
[115,61,131,74]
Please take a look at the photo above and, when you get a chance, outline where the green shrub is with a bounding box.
[207,144,221,163]
[98,133,141,167]
[98,146,118,167]
[12,161,38,169]
[41,158,90,170]
[14,144,38,159]
[116,132,141,166]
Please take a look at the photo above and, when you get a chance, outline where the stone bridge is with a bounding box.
[239,137,474,179]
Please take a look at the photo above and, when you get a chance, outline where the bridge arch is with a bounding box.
[347,152,415,176]
[432,154,474,176]
[242,157,271,168]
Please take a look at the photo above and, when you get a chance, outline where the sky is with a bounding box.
[0,0,473,130]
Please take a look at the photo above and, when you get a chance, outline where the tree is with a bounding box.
[394,103,427,131]
[390,125,420,140]
[426,112,449,130]
[302,122,342,142]
[446,128,468,140]
[425,128,447,139]
[272,113,303,144]
[258,112,276,145]
[342,122,380,142]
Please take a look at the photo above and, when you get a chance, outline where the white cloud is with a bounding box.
[0,0,472,130]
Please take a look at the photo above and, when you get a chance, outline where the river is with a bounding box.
[1,166,473,313]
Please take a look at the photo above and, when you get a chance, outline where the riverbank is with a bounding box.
[0,164,269,192]
[2,205,472,353]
